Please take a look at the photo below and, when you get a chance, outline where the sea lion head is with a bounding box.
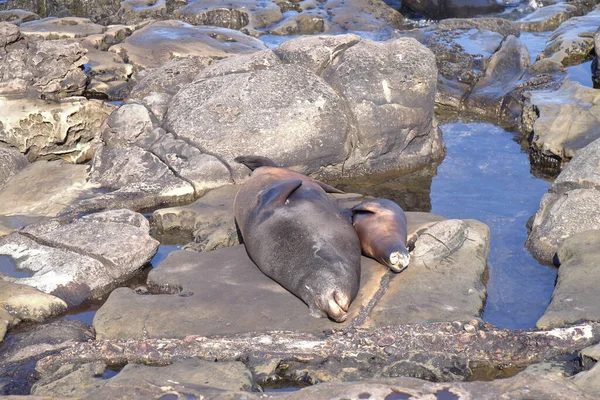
[304,268,356,322]
[384,244,411,273]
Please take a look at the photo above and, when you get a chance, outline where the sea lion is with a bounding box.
[351,198,410,273]
[234,156,361,322]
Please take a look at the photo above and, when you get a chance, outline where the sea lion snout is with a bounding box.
[315,289,351,322]
[388,250,410,273]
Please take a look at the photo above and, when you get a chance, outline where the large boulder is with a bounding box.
[0,97,115,163]
[108,20,268,70]
[527,137,600,263]
[93,215,488,340]
[0,22,88,99]
[0,209,159,307]
[515,3,579,33]
[537,230,600,329]
[166,35,443,181]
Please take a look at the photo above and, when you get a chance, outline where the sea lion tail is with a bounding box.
[234,155,279,171]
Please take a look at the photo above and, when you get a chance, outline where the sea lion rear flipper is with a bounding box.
[259,179,303,208]
[235,155,279,171]
[312,179,345,194]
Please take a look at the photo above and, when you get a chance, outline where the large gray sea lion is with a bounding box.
[351,198,410,273]
[234,156,361,322]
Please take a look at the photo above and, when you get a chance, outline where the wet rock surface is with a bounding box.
[402,0,504,20]
[19,17,104,39]
[515,3,579,32]
[527,137,600,263]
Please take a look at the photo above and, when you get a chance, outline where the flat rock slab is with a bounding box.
[538,8,600,66]
[0,209,158,307]
[0,281,67,324]
[94,215,488,339]
[32,358,253,397]
[0,160,90,219]
[526,80,600,162]
[174,0,282,30]
[93,245,389,338]
[109,20,267,70]
[19,17,105,39]
[537,230,600,329]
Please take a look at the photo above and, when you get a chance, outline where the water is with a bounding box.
[151,245,183,267]
[0,255,33,278]
[566,61,593,88]
[518,31,552,64]
[431,122,556,329]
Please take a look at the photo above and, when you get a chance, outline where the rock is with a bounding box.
[0,307,12,342]
[0,147,28,187]
[93,215,488,340]
[524,80,600,163]
[108,20,267,70]
[0,160,90,219]
[0,9,40,25]
[174,0,282,30]
[0,27,88,99]
[551,137,600,193]
[515,3,579,32]
[33,359,253,398]
[0,97,115,162]
[274,34,361,74]
[0,0,122,23]
[166,61,352,180]
[0,209,158,307]
[538,8,600,66]
[573,361,600,394]
[82,46,133,101]
[523,360,579,377]
[118,0,167,23]
[19,17,105,39]
[463,35,530,122]
[325,0,404,32]
[79,144,196,213]
[0,281,67,323]
[0,21,19,49]
[580,343,600,370]
[536,230,600,329]
[129,56,213,101]
[80,24,134,52]
[401,0,504,19]
[195,48,281,79]
[0,320,93,395]
[366,219,489,326]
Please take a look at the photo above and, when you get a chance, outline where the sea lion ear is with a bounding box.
[312,179,345,194]
[351,202,379,215]
[259,179,303,208]
[235,155,279,171]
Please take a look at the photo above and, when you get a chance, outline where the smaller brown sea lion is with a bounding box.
[351,198,410,273]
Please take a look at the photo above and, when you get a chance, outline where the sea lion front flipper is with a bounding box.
[235,155,279,171]
[312,179,345,194]
[258,179,303,209]
[351,201,380,215]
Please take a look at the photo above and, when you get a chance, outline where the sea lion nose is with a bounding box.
[334,291,350,312]
[388,251,410,272]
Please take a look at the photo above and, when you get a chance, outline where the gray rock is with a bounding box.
[118,0,167,23]
[0,9,40,25]
[166,63,352,180]
[367,219,489,326]
[195,49,281,80]
[129,56,214,100]
[538,8,600,66]
[402,0,503,19]
[33,359,253,398]
[0,160,90,219]
[0,147,27,188]
[580,343,600,370]
[82,45,133,101]
[0,281,67,323]
[515,3,579,32]
[0,209,158,307]
[0,27,88,99]
[324,0,404,32]
[174,0,282,31]
[19,17,105,39]
[552,137,600,193]
[573,361,600,394]
[0,307,12,342]
[108,20,267,70]
[525,80,600,162]
[594,26,600,87]
[274,34,361,75]
[0,97,115,163]
[536,230,600,329]
[0,320,93,395]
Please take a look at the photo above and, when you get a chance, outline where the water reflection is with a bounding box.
[0,255,32,279]
[431,121,556,329]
